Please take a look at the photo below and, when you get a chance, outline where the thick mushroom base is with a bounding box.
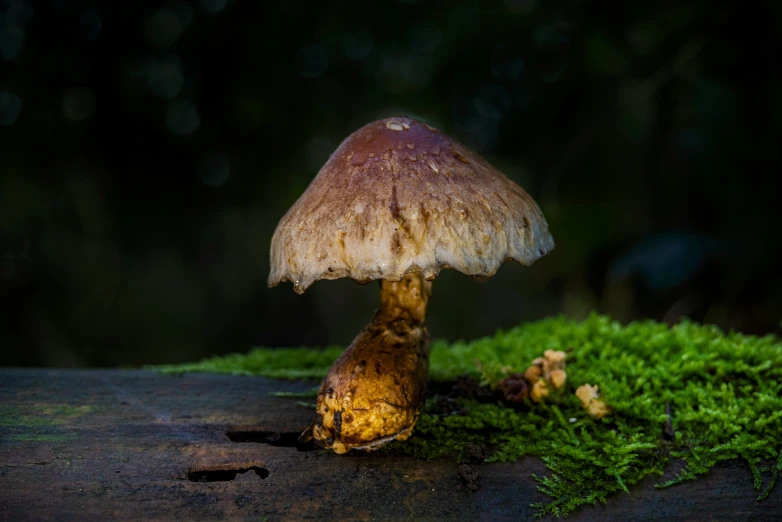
[308,273,431,454]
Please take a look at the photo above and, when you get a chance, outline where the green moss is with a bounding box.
[0,404,94,427]
[1,404,91,446]
[153,346,344,379]
[268,387,320,398]
[151,313,782,517]
[7,433,79,443]
[0,406,50,428]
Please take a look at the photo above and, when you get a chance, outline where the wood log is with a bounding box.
[0,369,779,521]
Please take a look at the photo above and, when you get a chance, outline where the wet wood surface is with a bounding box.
[0,369,779,521]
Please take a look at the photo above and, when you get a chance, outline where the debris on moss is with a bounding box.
[151,313,782,517]
[498,372,530,403]
[458,463,481,491]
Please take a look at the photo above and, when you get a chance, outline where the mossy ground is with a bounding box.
[153,314,782,517]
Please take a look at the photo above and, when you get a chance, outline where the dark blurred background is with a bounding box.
[1,0,780,367]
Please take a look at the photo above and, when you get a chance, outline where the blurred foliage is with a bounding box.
[1,0,781,366]
[153,313,782,516]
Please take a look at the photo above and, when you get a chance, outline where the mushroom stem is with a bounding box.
[378,271,431,325]
[309,272,432,453]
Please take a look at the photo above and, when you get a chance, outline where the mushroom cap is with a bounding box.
[269,117,554,293]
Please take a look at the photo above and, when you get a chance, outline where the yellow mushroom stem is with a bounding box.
[308,272,432,454]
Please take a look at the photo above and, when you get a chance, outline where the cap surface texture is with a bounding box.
[269,117,554,293]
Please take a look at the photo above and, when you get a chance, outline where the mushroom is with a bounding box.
[269,117,554,453]
[522,349,568,403]
[575,384,612,419]
[501,350,567,404]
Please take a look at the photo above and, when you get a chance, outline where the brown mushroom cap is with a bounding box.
[269,117,554,293]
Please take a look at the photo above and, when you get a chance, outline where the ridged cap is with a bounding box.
[269,117,554,293]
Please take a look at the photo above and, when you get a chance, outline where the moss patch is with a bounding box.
[152,314,782,517]
[0,404,94,427]
[268,387,320,398]
[0,404,91,446]
[7,433,79,443]
[154,347,343,379]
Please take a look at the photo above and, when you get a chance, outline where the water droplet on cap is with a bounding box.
[386,121,408,131]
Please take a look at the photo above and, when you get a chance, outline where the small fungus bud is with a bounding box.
[549,369,567,390]
[530,379,549,403]
[543,350,567,370]
[524,364,543,384]
[575,384,611,419]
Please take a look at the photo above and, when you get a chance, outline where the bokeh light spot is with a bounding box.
[24,109,53,143]
[166,100,200,135]
[534,24,569,49]
[0,24,25,61]
[491,44,525,79]
[0,89,22,125]
[201,0,228,15]
[4,1,34,30]
[464,119,498,152]
[375,50,433,93]
[62,87,96,122]
[343,29,374,61]
[144,54,184,99]
[675,129,706,159]
[473,84,511,121]
[295,44,329,79]
[407,22,442,53]
[304,137,336,172]
[504,0,536,14]
[197,150,230,187]
[538,62,566,83]
[80,9,102,41]
[145,8,183,48]
[511,84,536,110]
[172,0,194,28]
[0,0,34,61]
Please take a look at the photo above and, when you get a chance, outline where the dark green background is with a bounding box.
[2,0,780,367]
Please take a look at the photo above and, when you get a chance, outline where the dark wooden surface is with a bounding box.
[0,369,779,521]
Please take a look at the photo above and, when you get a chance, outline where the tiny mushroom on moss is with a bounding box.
[524,359,544,384]
[549,369,567,390]
[268,117,554,453]
[575,384,612,419]
[530,379,549,403]
[520,349,568,403]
